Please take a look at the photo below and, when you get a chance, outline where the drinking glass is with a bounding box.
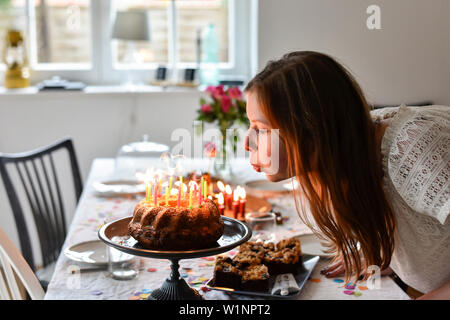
[245,212,277,243]
[107,237,139,280]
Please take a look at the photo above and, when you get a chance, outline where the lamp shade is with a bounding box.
[112,11,151,41]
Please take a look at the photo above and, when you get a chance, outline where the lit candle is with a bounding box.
[232,190,239,219]
[158,178,162,197]
[200,176,204,206]
[180,176,183,198]
[147,182,153,203]
[204,180,208,199]
[189,186,193,209]
[154,182,158,206]
[169,176,173,196]
[177,183,181,208]
[225,184,233,209]
[165,186,169,206]
[218,192,225,215]
[238,187,246,219]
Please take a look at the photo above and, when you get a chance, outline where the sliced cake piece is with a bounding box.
[212,256,241,290]
[240,264,270,292]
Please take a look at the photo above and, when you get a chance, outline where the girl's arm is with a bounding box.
[417,280,450,300]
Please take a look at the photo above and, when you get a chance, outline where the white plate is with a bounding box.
[245,179,294,198]
[92,179,145,197]
[64,240,132,265]
[296,233,332,258]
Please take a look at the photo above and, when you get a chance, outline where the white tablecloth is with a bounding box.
[44,158,410,300]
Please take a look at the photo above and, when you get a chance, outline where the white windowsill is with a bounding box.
[0,84,206,98]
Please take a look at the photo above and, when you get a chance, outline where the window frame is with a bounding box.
[2,0,253,86]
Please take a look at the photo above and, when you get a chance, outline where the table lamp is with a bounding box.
[111,10,151,85]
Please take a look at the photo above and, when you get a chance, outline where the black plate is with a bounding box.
[98,216,252,260]
[206,254,320,299]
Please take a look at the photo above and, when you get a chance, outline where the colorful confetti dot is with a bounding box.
[141,289,152,294]
[353,291,362,297]
[358,286,368,291]
[198,263,208,267]
[128,296,140,300]
[345,283,355,290]
[333,279,344,283]
[343,290,354,295]
[310,278,321,283]
[147,268,157,272]
[201,257,215,261]
[139,293,150,299]
[91,290,102,296]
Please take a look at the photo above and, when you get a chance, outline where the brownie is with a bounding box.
[276,237,302,255]
[263,247,302,275]
[212,256,241,290]
[240,264,270,292]
[233,250,263,268]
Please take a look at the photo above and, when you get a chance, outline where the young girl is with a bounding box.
[243,51,449,299]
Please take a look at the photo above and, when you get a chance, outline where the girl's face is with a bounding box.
[244,91,290,182]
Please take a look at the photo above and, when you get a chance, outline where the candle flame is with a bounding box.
[233,190,239,202]
[240,187,246,199]
[189,180,198,190]
[218,192,224,205]
[217,181,225,192]
[170,188,179,196]
[225,184,232,195]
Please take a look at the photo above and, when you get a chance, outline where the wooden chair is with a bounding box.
[0,226,45,300]
[0,138,83,289]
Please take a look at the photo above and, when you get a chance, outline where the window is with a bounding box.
[0,0,252,85]
[31,0,92,65]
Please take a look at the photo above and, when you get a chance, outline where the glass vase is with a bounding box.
[213,129,233,180]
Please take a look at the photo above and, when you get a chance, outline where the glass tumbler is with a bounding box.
[244,212,277,243]
[107,237,139,280]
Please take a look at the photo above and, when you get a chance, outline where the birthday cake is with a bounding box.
[128,197,224,250]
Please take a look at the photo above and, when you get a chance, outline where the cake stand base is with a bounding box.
[148,259,203,300]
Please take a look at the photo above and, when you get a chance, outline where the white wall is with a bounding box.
[257,0,450,106]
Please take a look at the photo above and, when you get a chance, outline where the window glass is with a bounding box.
[176,0,229,63]
[113,0,169,65]
[33,0,91,64]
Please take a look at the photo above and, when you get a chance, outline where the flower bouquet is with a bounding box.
[196,85,248,178]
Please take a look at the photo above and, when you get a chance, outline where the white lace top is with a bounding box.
[371,104,450,294]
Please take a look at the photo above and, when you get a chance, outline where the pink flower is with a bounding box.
[201,104,213,113]
[206,85,225,100]
[227,87,242,100]
[204,142,216,158]
[205,86,216,94]
[221,96,232,113]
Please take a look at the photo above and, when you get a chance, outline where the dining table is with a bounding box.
[44,157,411,300]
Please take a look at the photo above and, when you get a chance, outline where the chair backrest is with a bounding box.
[0,138,83,271]
[0,226,45,300]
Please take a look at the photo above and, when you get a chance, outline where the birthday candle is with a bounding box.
[158,178,162,197]
[200,177,204,195]
[204,180,207,199]
[177,184,181,208]
[189,187,193,209]
[154,183,158,206]
[165,186,169,206]
[169,176,173,195]
[147,182,152,202]
[180,176,183,198]
[200,176,204,205]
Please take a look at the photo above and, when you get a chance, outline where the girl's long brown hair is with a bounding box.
[246,51,396,281]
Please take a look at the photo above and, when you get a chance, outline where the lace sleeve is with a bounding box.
[382,105,450,225]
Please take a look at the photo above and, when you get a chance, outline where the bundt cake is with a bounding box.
[128,198,224,250]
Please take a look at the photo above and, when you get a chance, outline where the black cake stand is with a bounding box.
[98,216,252,300]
